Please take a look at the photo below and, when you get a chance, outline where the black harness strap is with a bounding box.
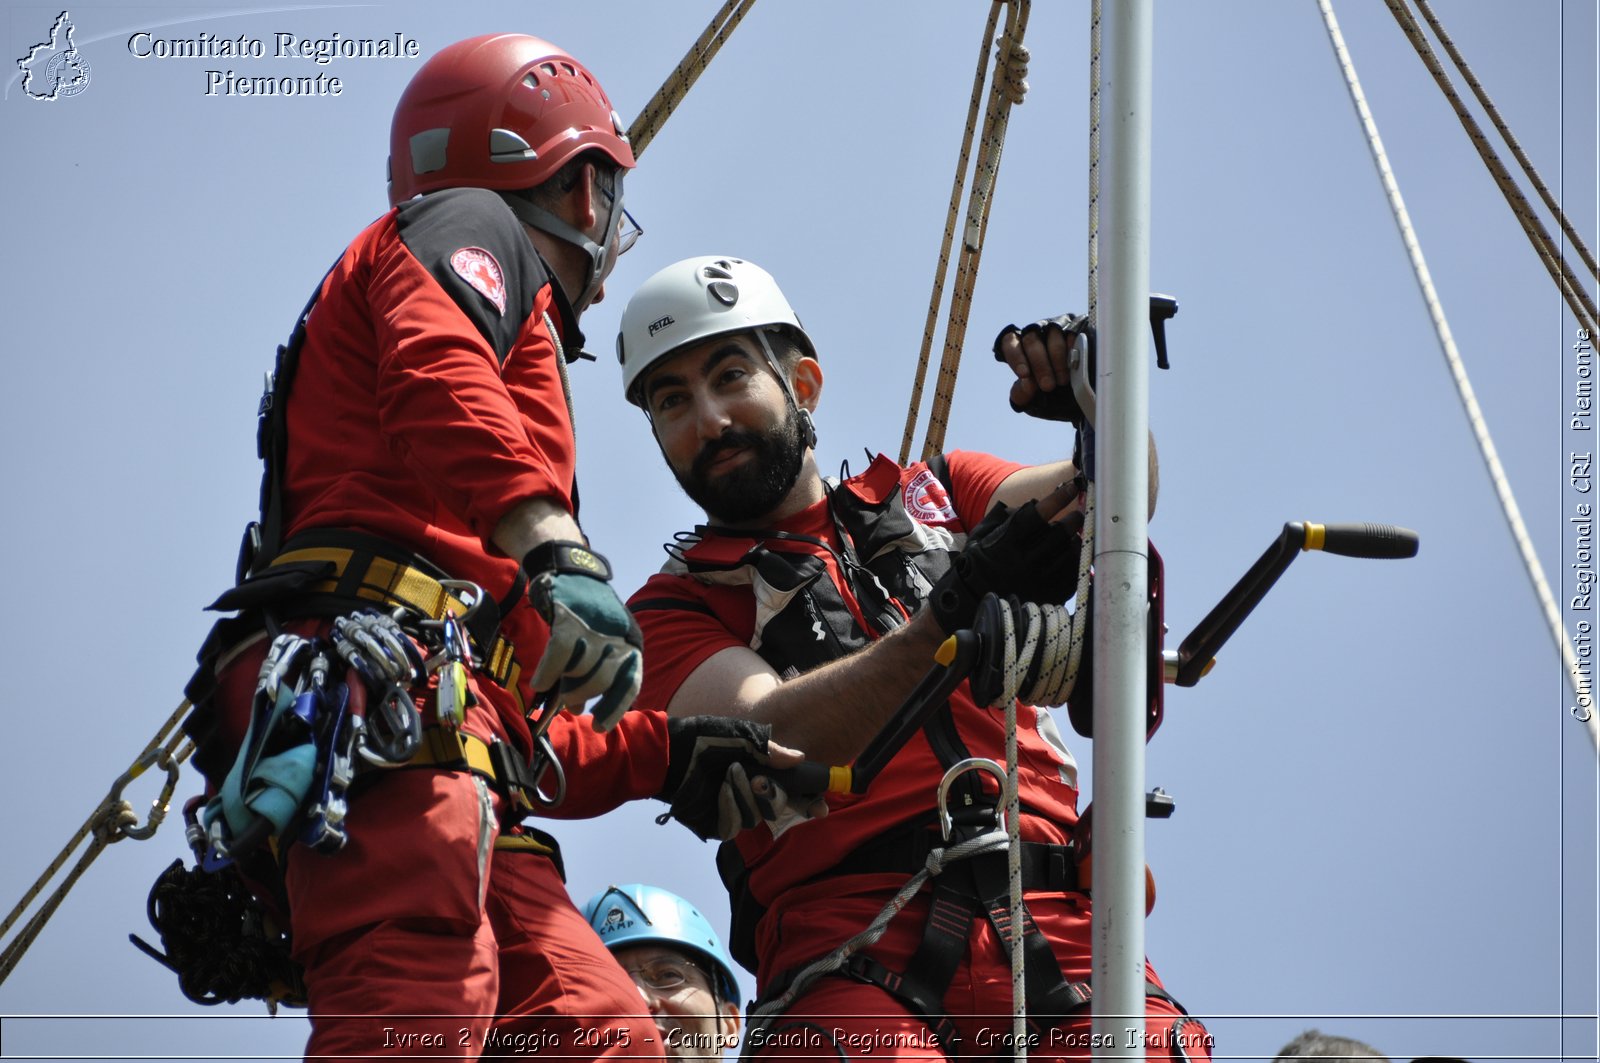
[249,264,337,581]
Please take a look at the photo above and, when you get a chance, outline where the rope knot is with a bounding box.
[995,38,1030,104]
[96,800,139,845]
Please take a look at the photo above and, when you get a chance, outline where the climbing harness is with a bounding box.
[742,756,1192,1058]
[743,759,1014,1050]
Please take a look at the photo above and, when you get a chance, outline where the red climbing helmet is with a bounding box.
[387,33,635,206]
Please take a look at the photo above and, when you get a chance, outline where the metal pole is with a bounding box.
[1093,0,1153,1058]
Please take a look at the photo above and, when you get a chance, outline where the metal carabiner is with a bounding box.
[105,747,184,842]
[435,580,487,632]
[527,733,567,809]
[355,683,423,766]
[936,757,1008,842]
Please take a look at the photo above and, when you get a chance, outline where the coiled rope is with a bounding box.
[1318,0,1599,752]
[1383,0,1599,335]
[899,0,1033,465]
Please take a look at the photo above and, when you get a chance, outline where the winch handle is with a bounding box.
[1173,519,1420,687]
[1305,522,1419,559]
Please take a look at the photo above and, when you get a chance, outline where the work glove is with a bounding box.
[929,494,1084,635]
[657,716,791,842]
[993,312,1091,423]
[524,541,643,731]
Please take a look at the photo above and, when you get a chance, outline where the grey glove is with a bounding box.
[525,541,643,731]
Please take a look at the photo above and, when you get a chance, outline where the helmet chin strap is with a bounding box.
[641,327,818,486]
[500,179,625,313]
[752,329,818,449]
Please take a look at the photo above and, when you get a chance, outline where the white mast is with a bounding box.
[1092,0,1154,1057]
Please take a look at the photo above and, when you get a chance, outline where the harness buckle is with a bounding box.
[936,757,1008,841]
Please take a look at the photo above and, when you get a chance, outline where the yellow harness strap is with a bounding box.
[269,546,526,714]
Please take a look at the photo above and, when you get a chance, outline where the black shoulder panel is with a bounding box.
[394,187,549,365]
[925,452,955,497]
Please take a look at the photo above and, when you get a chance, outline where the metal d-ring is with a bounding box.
[936,757,1008,841]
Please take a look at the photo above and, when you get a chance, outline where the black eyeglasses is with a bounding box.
[621,956,713,997]
[598,183,642,257]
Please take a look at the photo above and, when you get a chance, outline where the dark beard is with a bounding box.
[674,408,806,525]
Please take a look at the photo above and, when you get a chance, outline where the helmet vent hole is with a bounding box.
[708,280,739,306]
[539,62,558,77]
[522,74,539,89]
[560,62,576,76]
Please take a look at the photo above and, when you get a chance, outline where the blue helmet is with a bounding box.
[581,883,740,1002]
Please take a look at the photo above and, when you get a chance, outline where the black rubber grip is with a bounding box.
[763,761,837,802]
[1313,523,1420,559]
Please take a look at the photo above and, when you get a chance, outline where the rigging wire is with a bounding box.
[1383,0,1599,335]
[1317,0,1599,753]
[1411,0,1599,285]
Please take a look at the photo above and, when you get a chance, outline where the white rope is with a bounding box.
[1316,0,1599,753]
[1006,687,1025,1057]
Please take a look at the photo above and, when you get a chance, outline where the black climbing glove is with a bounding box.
[525,541,644,731]
[929,496,1084,635]
[658,716,784,842]
[993,312,1092,423]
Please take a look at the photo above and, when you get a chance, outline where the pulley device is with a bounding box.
[772,302,1421,837]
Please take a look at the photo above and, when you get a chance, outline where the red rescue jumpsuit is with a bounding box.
[630,453,1210,1062]
[191,187,668,1060]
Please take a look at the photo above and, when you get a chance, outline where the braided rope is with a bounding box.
[0,705,193,986]
[1005,694,1025,1054]
[626,0,758,159]
[921,2,1033,462]
[1072,5,1103,706]
[899,2,1007,467]
[1318,0,1599,752]
[986,599,1081,712]
[1384,0,1598,333]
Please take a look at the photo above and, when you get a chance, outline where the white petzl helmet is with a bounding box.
[617,256,814,407]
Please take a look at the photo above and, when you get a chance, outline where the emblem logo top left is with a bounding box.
[17,11,92,101]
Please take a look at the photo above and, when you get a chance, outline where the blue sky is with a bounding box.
[1,2,1595,1060]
